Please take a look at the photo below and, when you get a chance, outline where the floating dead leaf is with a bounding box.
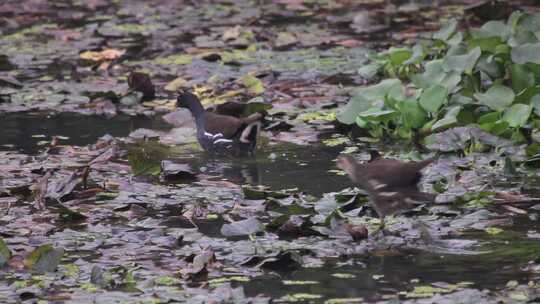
[80,49,126,61]
[24,244,64,273]
[160,160,196,183]
[164,77,188,92]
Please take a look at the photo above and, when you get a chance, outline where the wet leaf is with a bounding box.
[160,160,196,183]
[0,238,11,267]
[502,104,531,127]
[443,47,481,74]
[24,244,64,273]
[241,75,265,95]
[434,19,458,41]
[221,217,264,237]
[419,85,448,114]
[475,84,515,111]
[80,49,125,61]
[511,42,540,64]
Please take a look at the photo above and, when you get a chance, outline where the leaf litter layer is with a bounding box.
[1,0,540,303]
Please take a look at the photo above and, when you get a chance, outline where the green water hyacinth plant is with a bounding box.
[338,11,540,146]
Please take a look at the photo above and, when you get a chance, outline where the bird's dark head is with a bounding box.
[176,91,202,110]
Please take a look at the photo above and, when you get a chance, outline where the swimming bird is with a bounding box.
[176,91,264,156]
[337,152,435,231]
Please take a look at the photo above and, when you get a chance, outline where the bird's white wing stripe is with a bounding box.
[204,132,224,139]
[213,138,233,144]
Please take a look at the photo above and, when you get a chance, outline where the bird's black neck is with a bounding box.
[186,101,206,135]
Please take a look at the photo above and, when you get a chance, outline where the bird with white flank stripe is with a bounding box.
[337,151,436,233]
[176,91,265,156]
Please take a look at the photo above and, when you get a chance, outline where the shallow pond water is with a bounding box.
[1,112,539,303]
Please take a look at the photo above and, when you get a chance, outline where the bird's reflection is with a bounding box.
[203,160,261,185]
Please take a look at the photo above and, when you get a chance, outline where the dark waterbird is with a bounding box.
[177,91,265,156]
[337,151,436,231]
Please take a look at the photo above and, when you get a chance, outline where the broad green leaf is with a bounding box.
[511,64,535,93]
[508,11,524,30]
[24,244,64,273]
[443,47,481,74]
[515,85,540,103]
[399,99,426,129]
[477,111,500,124]
[356,116,368,128]
[507,27,538,47]
[471,21,510,41]
[511,43,540,64]
[468,37,503,53]
[433,18,457,41]
[502,104,531,127]
[482,120,509,135]
[411,60,461,92]
[403,44,425,65]
[336,94,371,124]
[476,55,502,78]
[388,47,412,65]
[531,94,540,116]
[450,94,473,105]
[358,108,396,120]
[354,78,404,102]
[419,85,448,113]
[0,238,10,267]
[474,85,515,111]
[519,13,540,33]
[432,106,461,131]
[446,31,463,46]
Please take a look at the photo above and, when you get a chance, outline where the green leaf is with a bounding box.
[469,37,503,53]
[356,116,368,128]
[433,18,457,41]
[355,78,404,101]
[24,244,64,273]
[485,227,503,235]
[476,55,502,78]
[388,47,412,65]
[471,21,510,41]
[419,84,448,113]
[531,94,540,116]
[403,44,425,65]
[411,60,461,92]
[511,43,540,64]
[519,13,540,33]
[0,238,11,267]
[443,47,481,74]
[336,94,370,124]
[399,99,426,129]
[507,27,538,47]
[477,111,500,124]
[515,85,540,103]
[502,104,531,127]
[511,64,535,93]
[474,84,515,111]
[358,108,396,120]
[242,75,265,94]
[432,106,461,131]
